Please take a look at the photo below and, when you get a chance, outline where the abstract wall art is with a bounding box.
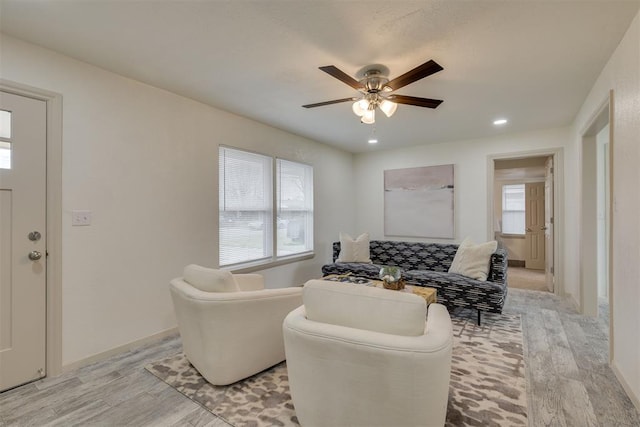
[384,164,454,238]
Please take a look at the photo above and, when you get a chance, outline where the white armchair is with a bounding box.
[169,264,303,385]
[283,279,453,427]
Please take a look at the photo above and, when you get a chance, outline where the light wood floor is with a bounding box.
[2,289,639,427]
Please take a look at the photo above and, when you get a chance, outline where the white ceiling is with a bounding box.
[1,0,638,153]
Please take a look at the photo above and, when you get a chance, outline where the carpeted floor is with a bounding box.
[508,266,549,292]
[146,311,527,427]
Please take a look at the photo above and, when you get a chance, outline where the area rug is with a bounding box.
[145,312,527,427]
[446,310,527,426]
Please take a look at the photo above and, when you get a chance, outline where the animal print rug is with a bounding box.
[145,311,527,427]
[446,310,527,426]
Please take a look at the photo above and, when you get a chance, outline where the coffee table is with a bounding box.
[321,274,437,305]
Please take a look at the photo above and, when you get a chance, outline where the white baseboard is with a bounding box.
[566,292,580,312]
[611,361,640,412]
[62,327,179,374]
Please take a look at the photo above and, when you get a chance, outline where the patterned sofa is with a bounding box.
[321,240,508,324]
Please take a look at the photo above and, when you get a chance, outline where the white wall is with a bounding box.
[572,11,640,407]
[353,126,571,278]
[0,34,355,366]
[499,235,526,261]
[581,130,599,316]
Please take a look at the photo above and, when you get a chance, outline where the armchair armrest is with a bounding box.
[284,303,452,354]
[170,279,301,302]
[488,248,508,285]
[235,273,265,291]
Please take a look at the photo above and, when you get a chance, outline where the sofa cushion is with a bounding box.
[404,270,507,313]
[183,264,238,292]
[369,241,459,272]
[448,238,498,281]
[303,279,426,336]
[322,262,382,279]
[337,232,372,263]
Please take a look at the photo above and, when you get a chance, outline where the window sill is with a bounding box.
[500,233,525,239]
[225,251,315,274]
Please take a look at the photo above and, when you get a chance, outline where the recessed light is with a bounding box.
[368,138,378,144]
[493,119,508,125]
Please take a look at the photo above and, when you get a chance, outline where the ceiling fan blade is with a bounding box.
[387,95,443,109]
[319,66,364,90]
[302,97,356,108]
[385,60,443,91]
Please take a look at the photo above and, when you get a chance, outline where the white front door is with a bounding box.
[0,90,47,391]
[525,182,545,270]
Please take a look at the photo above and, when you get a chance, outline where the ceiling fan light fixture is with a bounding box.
[361,109,375,124]
[303,60,444,125]
[379,99,398,118]
[352,99,369,116]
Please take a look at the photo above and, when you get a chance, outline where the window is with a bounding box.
[502,184,525,235]
[0,110,12,169]
[219,147,313,267]
[277,159,313,257]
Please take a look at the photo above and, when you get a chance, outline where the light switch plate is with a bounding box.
[72,210,92,226]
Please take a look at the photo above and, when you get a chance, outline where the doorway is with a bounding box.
[493,156,554,292]
[488,149,563,295]
[580,96,612,321]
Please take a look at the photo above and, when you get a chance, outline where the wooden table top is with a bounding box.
[321,274,437,304]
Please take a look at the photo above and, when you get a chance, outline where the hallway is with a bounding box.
[508,267,548,292]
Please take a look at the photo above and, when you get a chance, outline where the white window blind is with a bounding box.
[502,184,525,235]
[277,159,313,256]
[219,147,273,266]
[219,147,314,268]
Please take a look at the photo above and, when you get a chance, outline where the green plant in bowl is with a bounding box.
[379,265,401,283]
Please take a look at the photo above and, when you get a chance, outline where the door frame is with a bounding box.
[579,91,614,363]
[544,157,554,292]
[487,147,564,296]
[1,80,63,377]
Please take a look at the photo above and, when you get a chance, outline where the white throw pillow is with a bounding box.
[183,264,239,292]
[448,237,498,281]
[337,232,372,263]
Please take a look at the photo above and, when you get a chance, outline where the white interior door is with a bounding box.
[525,182,545,270]
[0,90,47,391]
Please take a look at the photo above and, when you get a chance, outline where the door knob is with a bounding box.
[28,250,42,261]
[28,231,42,241]
[526,228,533,232]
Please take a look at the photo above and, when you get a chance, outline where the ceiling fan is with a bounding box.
[302,60,444,124]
